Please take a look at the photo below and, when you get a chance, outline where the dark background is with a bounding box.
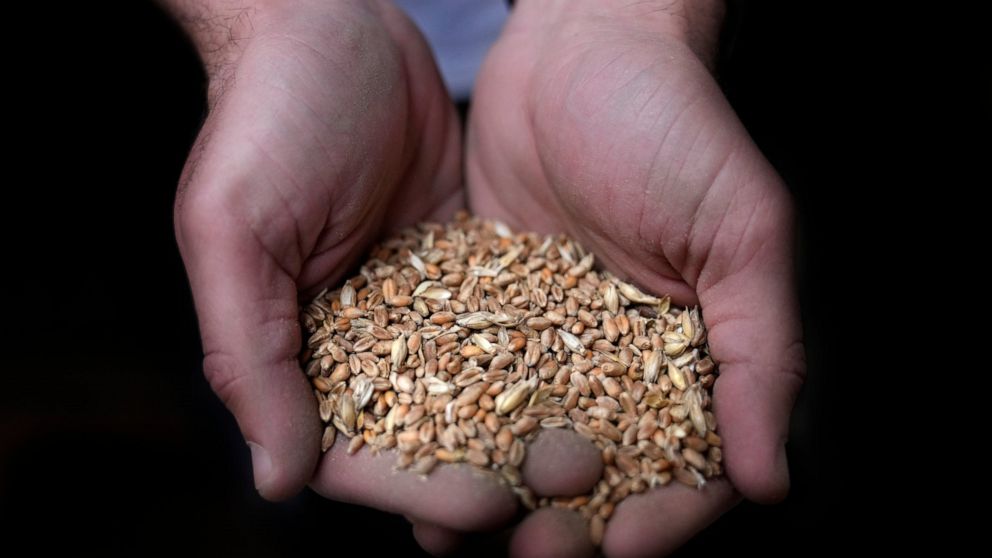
[2,0,978,554]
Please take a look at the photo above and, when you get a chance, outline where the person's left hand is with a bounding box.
[456,1,806,555]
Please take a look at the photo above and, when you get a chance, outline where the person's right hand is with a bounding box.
[174,0,468,504]
[170,0,602,538]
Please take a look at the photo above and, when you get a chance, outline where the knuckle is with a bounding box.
[781,340,808,383]
[202,349,246,410]
[176,184,236,239]
[174,180,257,264]
[768,185,796,223]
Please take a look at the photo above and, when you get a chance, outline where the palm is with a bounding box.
[467,10,803,556]
[470,20,767,303]
[180,1,462,296]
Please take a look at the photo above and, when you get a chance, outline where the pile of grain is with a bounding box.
[300,214,721,544]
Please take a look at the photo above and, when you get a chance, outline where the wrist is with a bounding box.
[158,0,283,79]
[513,0,724,65]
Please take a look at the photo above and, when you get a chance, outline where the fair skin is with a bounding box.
[166,0,805,555]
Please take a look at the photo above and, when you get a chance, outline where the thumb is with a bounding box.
[696,190,805,504]
[176,187,321,501]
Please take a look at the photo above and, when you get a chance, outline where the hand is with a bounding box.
[169,0,601,537]
[466,0,806,555]
[173,0,464,502]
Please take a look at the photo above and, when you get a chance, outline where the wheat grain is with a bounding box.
[301,214,721,546]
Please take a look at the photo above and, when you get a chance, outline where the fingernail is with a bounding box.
[247,441,272,491]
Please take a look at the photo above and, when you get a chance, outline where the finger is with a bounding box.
[410,521,463,557]
[602,479,738,557]
[696,190,805,503]
[176,188,321,501]
[522,429,602,497]
[311,435,518,532]
[509,508,594,558]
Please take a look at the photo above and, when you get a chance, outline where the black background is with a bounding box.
[2,1,979,555]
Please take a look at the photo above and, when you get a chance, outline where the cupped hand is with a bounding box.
[465,0,806,555]
[175,0,466,503]
[172,0,600,537]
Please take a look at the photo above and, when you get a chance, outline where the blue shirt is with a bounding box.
[393,0,509,100]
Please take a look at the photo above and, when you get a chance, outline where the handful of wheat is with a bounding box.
[300,214,721,545]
